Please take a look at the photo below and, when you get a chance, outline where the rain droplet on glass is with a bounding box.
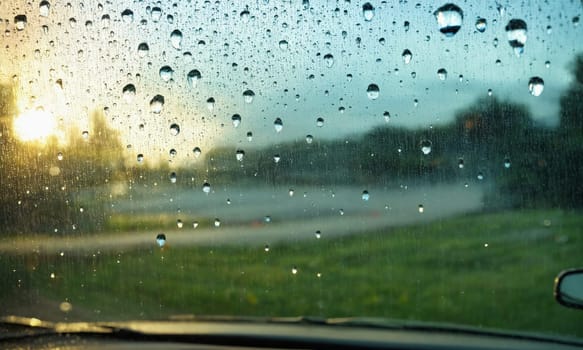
[236,149,245,161]
[528,77,544,96]
[156,233,166,247]
[159,66,174,82]
[505,19,527,57]
[420,139,432,155]
[475,17,487,32]
[232,114,242,128]
[367,84,380,100]
[243,89,255,103]
[150,95,165,113]
[137,43,149,57]
[121,9,134,23]
[437,68,448,81]
[170,123,180,136]
[434,3,463,37]
[14,15,27,31]
[274,118,283,133]
[362,2,375,21]
[362,190,370,201]
[39,1,50,17]
[187,70,202,88]
[170,29,183,49]
[402,49,412,64]
[323,53,334,68]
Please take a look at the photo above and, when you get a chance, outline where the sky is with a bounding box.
[0,0,582,163]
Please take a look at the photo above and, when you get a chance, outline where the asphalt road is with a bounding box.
[0,183,485,254]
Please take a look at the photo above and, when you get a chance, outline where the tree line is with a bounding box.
[1,54,583,234]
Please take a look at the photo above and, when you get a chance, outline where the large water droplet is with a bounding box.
[156,233,166,247]
[170,29,183,49]
[505,19,527,57]
[169,172,177,183]
[323,54,334,68]
[137,43,149,57]
[202,182,211,194]
[420,139,432,155]
[402,49,412,64]
[240,9,250,23]
[434,3,463,37]
[528,77,544,96]
[137,154,144,163]
[362,3,375,21]
[122,84,136,101]
[151,7,162,22]
[362,190,370,201]
[187,70,201,87]
[170,123,180,136]
[504,156,511,169]
[475,17,487,32]
[121,9,134,23]
[236,149,245,161]
[39,1,50,17]
[159,66,174,82]
[274,118,283,133]
[232,114,242,128]
[243,89,255,103]
[279,40,289,50]
[437,68,448,81]
[206,97,215,111]
[150,95,165,113]
[101,14,111,28]
[14,15,27,31]
[306,134,313,144]
[214,218,221,228]
[316,117,324,127]
[367,84,380,100]
[193,147,202,158]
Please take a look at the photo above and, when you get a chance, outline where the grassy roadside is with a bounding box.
[1,210,582,339]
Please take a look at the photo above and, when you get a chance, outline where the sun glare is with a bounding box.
[13,109,57,142]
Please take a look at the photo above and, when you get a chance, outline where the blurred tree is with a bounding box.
[62,109,125,190]
[552,53,583,208]
[0,90,127,234]
[559,54,583,135]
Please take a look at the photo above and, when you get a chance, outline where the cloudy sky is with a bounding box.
[1,0,581,162]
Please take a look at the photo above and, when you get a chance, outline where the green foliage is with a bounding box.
[2,210,582,338]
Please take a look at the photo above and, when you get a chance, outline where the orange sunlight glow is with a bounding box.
[13,109,57,142]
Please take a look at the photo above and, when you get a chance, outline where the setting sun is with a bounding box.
[13,109,57,142]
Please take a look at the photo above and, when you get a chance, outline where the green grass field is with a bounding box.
[1,210,582,339]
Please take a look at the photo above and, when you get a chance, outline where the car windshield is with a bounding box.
[1,0,582,341]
